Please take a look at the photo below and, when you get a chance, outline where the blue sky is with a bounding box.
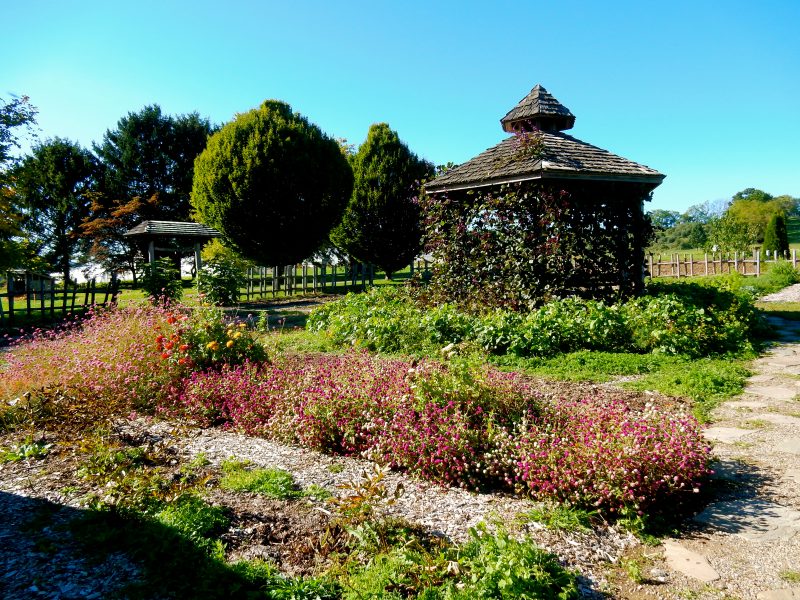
[4,0,798,213]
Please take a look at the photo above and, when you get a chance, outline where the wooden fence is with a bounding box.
[0,276,119,326]
[237,260,432,301]
[648,250,799,279]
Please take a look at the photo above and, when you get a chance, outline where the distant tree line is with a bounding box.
[0,95,433,285]
[648,188,798,255]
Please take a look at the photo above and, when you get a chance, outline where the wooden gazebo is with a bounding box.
[123,220,221,274]
[424,84,665,301]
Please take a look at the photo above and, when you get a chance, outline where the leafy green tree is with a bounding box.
[330,123,434,276]
[0,95,38,270]
[647,209,681,230]
[763,213,789,257]
[705,213,758,254]
[191,100,352,266]
[732,187,773,203]
[84,105,214,278]
[13,138,98,283]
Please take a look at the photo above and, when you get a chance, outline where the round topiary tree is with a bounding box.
[330,123,434,277]
[191,101,353,266]
[763,213,789,258]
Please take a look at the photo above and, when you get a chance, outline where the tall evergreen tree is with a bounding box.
[763,213,789,257]
[83,105,214,278]
[13,138,98,283]
[331,123,434,277]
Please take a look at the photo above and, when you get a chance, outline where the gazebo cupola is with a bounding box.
[500,84,575,133]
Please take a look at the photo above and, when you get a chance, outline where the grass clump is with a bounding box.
[220,458,328,500]
[623,358,751,422]
[519,502,596,533]
[152,494,228,555]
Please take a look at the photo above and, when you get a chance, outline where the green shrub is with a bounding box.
[197,257,245,306]
[220,459,303,499]
[310,286,761,360]
[139,258,183,304]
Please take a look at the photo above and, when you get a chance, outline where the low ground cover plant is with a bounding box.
[307,284,765,359]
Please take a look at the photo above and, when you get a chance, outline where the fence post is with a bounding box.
[755,249,760,277]
[40,278,46,317]
[8,289,14,324]
[734,251,738,273]
[794,249,798,270]
[26,282,32,317]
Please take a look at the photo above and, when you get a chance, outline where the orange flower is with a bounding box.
[165,341,174,350]
[161,352,170,360]
[179,344,189,352]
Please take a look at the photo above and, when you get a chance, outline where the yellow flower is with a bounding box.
[226,340,234,348]
[206,341,220,351]
[234,332,242,339]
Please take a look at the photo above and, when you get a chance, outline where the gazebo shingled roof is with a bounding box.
[426,84,664,193]
[123,220,221,239]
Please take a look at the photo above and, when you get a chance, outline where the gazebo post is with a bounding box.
[194,243,202,276]
[148,240,155,263]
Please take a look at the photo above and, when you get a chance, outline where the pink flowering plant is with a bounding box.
[158,351,712,514]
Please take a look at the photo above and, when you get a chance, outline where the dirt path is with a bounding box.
[629,315,800,600]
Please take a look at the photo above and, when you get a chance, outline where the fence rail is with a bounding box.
[236,260,432,302]
[0,276,119,326]
[648,250,798,278]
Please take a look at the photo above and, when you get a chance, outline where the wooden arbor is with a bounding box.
[123,220,221,275]
[424,84,665,304]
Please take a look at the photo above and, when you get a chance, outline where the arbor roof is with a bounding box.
[426,84,664,193]
[123,220,221,239]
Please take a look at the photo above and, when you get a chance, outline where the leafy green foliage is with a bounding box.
[197,256,245,306]
[139,257,183,303]
[419,181,652,310]
[450,524,578,599]
[331,123,434,275]
[0,435,52,462]
[191,100,353,265]
[12,137,99,282]
[309,284,763,359]
[0,94,37,167]
[86,105,214,278]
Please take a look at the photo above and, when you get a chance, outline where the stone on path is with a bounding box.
[776,438,800,455]
[728,400,770,410]
[663,541,719,582]
[744,386,800,401]
[753,413,800,426]
[693,499,800,542]
[703,427,753,443]
[757,589,800,600]
[785,468,800,483]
